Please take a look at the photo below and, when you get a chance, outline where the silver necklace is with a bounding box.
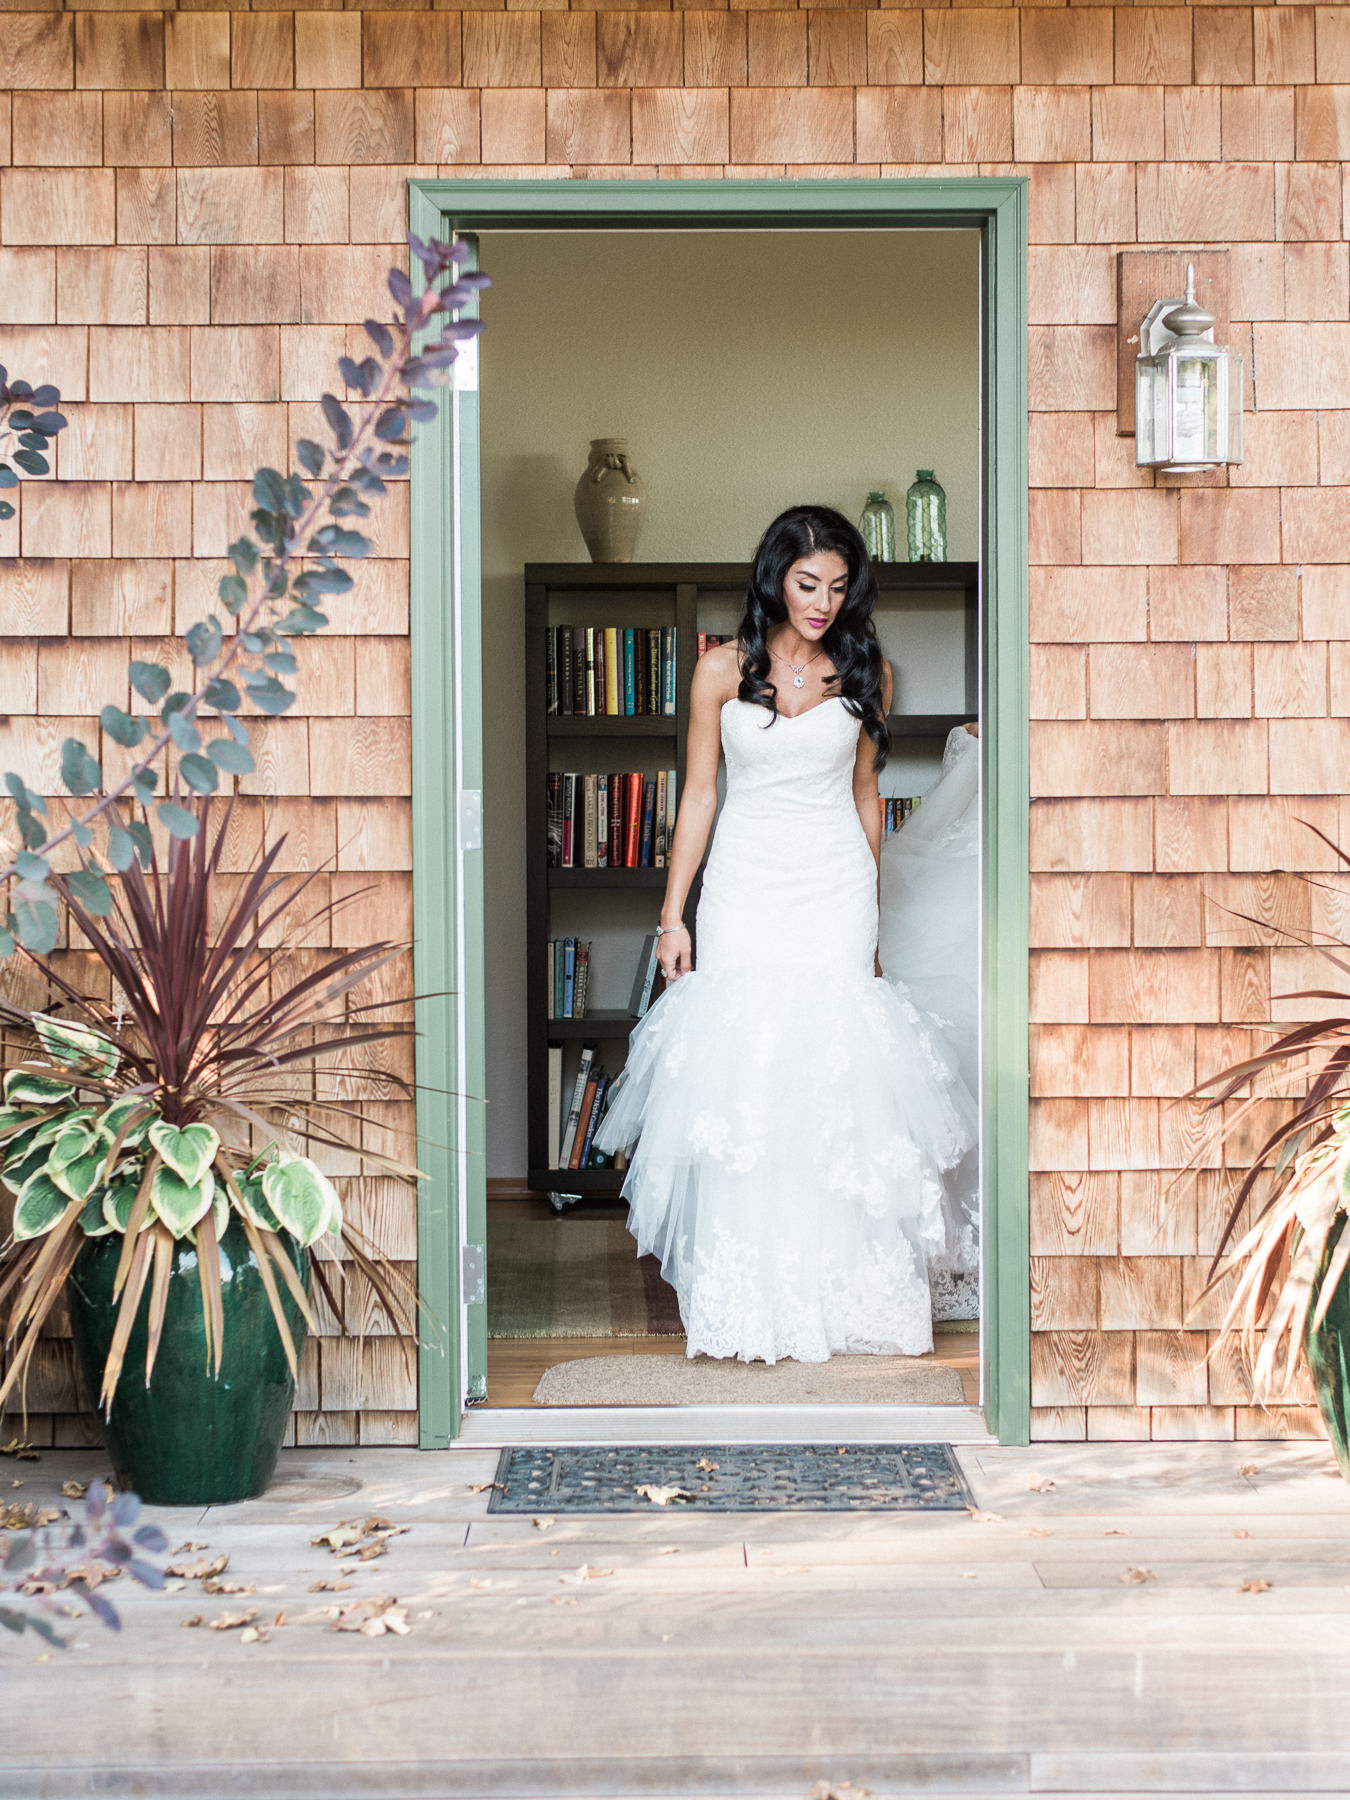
[770,644,825,689]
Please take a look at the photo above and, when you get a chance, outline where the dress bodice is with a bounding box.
[719,696,860,822]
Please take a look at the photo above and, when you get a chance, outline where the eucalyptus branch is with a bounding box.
[0,236,486,957]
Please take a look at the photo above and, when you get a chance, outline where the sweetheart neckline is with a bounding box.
[721,695,844,724]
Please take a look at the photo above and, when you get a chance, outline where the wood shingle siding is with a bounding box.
[3,3,1349,1443]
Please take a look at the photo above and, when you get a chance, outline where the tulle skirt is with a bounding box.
[594,964,976,1363]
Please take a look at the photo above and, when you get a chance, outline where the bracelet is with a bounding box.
[654,923,688,937]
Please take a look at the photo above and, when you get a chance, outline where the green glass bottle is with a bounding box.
[906,469,947,563]
[858,490,896,563]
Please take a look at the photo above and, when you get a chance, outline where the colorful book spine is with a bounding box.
[547,939,556,1019]
[624,772,642,867]
[654,769,667,866]
[665,767,677,849]
[638,776,656,868]
[604,626,619,715]
[662,626,677,714]
[573,940,590,1018]
[553,934,565,1017]
[622,629,636,716]
[584,626,596,715]
[560,628,574,714]
[560,773,574,867]
[607,776,623,867]
[546,627,558,715]
[546,773,563,867]
[596,772,608,867]
[569,1068,600,1169]
[583,773,597,869]
[562,937,576,1015]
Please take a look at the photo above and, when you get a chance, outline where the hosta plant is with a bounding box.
[0,792,419,1415]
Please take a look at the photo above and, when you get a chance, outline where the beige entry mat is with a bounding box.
[532,1351,966,1407]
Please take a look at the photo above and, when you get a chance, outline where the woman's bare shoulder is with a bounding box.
[692,638,744,708]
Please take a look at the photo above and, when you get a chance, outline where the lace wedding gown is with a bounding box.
[593,694,976,1363]
[878,725,981,1322]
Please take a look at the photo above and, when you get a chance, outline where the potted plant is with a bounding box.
[1192,824,1350,1474]
[0,235,486,1502]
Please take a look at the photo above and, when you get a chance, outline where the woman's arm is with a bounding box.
[657,644,738,980]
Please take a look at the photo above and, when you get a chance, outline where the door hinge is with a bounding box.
[458,788,482,851]
[461,1243,485,1307]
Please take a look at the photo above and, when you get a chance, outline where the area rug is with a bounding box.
[487,1220,682,1338]
[531,1352,965,1406]
[486,1443,974,1513]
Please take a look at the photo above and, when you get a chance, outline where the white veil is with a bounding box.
[878,724,980,1320]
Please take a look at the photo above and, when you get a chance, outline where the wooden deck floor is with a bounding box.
[5,1440,1350,1798]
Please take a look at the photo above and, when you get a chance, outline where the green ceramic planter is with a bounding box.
[67,1216,309,1508]
[1305,1215,1350,1483]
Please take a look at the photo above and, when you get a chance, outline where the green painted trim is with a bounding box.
[408,176,1030,1445]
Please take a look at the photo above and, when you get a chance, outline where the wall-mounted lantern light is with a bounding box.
[1134,262,1243,473]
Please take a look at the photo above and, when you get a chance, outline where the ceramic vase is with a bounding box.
[574,438,647,564]
[67,1216,310,1507]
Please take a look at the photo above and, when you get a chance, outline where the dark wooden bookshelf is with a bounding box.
[524,560,978,1201]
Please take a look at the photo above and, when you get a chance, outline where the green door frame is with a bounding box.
[407,176,1031,1447]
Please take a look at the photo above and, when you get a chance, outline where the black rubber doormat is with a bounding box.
[486,1444,974,1513]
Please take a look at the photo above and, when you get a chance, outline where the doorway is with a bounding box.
[408,179,1030,1445]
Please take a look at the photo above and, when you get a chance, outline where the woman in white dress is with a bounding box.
[594,505,975,1363]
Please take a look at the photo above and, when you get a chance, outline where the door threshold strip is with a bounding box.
[454,1402,995,1447]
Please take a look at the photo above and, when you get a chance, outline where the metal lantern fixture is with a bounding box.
[1135,263,1243,473]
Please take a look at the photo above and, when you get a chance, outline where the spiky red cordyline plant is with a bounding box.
[0,793,423,1416]
[1189,820,1350,1397]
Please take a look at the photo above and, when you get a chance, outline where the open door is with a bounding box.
[409,178,1029,1445]
[409,220,488,1444]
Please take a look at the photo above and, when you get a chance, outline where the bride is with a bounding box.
[594,505,976,1363]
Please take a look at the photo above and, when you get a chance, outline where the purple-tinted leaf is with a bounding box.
[127,1558,165,1590]
[108,1491,140,1530]
[134,1523,168,1553]
[82,1587,121,1632]
[363,318,394,356]
[321,393,352,451]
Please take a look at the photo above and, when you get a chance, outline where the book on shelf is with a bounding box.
[548,937,592,1019]
[546,1045,563,1169]
[880,794,924,838]
[547,768,680,869]
[697,632,728,658]
[546,625,678,718]
[628,932,664,1017]
[576,1071,608,1168]
[558,1045,596,1167]
[638,775,656,868]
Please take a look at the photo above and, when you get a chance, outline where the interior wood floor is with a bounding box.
[486,1331,980,1407]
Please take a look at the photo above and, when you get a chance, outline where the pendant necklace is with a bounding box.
[771,645,825,689]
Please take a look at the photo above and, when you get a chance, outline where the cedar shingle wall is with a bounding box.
[1,2,1343,1443]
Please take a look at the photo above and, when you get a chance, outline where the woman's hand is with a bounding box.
[658,924,693,980]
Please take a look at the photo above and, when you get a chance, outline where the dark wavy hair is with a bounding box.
[736,504,891,770]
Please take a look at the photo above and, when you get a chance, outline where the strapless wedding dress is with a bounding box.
[593,694,976,1363]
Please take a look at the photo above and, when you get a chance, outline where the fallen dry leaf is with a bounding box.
[238,1626,269,1646]
[1234,1529,1252,1540]
[469,1577,494,1592]
[532,1516,556,1532]
[166,1553,228,1581]
[550,1594,579,1608]
[969,1510,1005,1524]
[1120,1567,1156,1585]
[634,1484,695,1507]
[657,1546,681,1556]
[1026,1475,1055,1494]
[207,1609,260,1632]
[1238,1578,1272,1594]
[172,1542,207,1555]
[1,1503,59,1531]
[59,1480,88,1500]
[467,1482,504,1495]
[695,1458,718,1473]
[308,1578,353,1593]
[0,1441,39,1462]
[326,1595,410,1638]
[202,1577,255,1596]
[312,1517,410,1560]
[180,1616,204,1629]
[1023,1527,1052,1539]
[557,1564,614,1586]
[1238,1462,1260,1478]
[20,1561,120,1597]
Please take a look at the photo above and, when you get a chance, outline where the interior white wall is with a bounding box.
[479,228,981,1178]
